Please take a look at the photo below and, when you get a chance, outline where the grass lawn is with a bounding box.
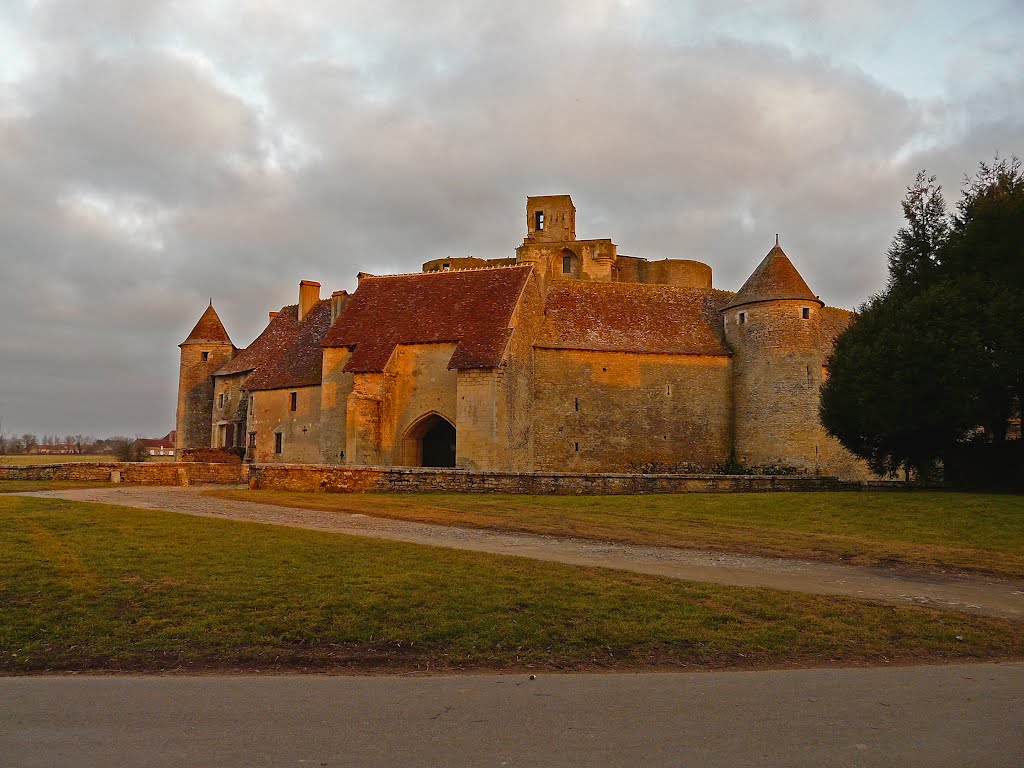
[1,494,1021,674]
[206,490,1024,578]
[0,454,116,465]
[0,454,177,465]
[0,480,115,493]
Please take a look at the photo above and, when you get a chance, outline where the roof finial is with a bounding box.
[209,298,213,307]
[775,233,779,247]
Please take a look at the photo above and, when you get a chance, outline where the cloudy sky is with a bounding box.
[0,0,1021,438]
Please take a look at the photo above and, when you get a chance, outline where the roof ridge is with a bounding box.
[364,263,533,280]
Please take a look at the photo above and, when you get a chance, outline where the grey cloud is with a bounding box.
[0,0,1020,436]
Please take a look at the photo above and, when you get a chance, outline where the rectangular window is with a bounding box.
[535,211,544,231]
[562,254,573,273]
[249,431,256,447]
[289,392,297,411]
[274,432,283,454]
[802,307,810,319]
[218,393,225,408]
[202,351,209,361]
[738,312,746,325]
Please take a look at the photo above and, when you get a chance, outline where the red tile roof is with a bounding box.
[181,304,232,346]
[245,299,333,390]
[538,281,733,356]
[322,266,533,372]
[215,305,300,377]
[724,245,822,309]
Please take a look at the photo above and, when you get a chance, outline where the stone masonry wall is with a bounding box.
[0,462,247,485]
[249,464,858,494]
[532,350,733,472]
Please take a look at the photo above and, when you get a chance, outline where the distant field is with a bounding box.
[0,454,176,465]
[207,490,1024,578]
[2,494,1020,674]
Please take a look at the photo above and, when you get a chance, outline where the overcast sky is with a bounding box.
[0,0,1021,438]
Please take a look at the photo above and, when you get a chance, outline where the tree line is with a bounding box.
[821,156,1023,487]
[0,433,153,462]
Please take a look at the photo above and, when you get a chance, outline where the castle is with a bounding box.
[176,194,869,480]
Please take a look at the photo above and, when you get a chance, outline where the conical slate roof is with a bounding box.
[180,303,232,346]
[724,244,822,310]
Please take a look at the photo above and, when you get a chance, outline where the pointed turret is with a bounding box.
[180,303,233,346]
[724,244,822,310]
[723,241,827,475]
[176,303,235,450]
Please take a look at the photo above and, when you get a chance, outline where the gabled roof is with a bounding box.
[724,245,822,310]
[538,282,733,357]
[215,305,300,377]
[245,300,333,391]
[180,304,232,346]
[322,265,533,373]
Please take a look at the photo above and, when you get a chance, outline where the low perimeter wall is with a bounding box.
[0,462,248,486]
[248,464,861,494]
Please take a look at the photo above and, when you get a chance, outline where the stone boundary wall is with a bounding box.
[248,464,864,494]
[0,462,247,486]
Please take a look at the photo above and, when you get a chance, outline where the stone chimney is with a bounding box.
[298,280,321,322]
[331,290,349,324]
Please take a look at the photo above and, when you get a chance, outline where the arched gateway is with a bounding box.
[403,413,456,467]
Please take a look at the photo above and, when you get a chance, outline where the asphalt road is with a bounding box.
[3,663,1022,768]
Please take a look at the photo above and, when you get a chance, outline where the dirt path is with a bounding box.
[19,486,1024,620]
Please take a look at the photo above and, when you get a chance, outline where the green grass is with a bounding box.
[0,454,116,465]
[0,454,177,465]
[1,495,1021,674]
[206,490,1024,578]
[0,480,115,493]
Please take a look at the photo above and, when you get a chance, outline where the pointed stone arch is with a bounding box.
[402,412,457,467]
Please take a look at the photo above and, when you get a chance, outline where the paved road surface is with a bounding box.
[22,486,1024,619]
[2,663,1021,767]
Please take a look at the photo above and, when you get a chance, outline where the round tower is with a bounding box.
[176,303,234,451]
[723,242,825,473]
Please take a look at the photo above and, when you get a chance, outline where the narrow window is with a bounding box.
[666,384,672,396]
[218,393,225,408]
[574,442,579,452]
[274,432,283,454]
[802,307,810,319]
[562,254,572,273]
[806,365,812,383]
[535,211,545,231]
[738,312,746,325]
[249,432,256,447]
[574,397,579,412]
[290,391,297,411]
[249,396,254,410]
[202,351,210,361]
[339,450,345,460]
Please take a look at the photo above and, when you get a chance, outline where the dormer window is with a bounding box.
[535,211,545,231]
[442,263,451,270]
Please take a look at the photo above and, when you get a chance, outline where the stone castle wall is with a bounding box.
[531,349,733,472]
[0,462,247,485]
[249,463,859,494]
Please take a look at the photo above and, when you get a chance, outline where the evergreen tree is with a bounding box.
[821,157,1024,479]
